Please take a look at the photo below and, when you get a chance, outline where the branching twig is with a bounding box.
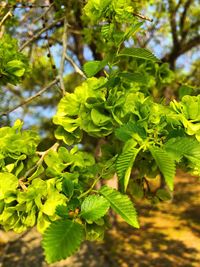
[0,78,59,117]
[19,17,65,51]
[180,0,193,34]
[65,53,86,78]
[59,17,68,95]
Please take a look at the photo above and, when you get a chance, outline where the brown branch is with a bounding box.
[180,0,193,35]
[0,78,59,117]
[179,35,200,55]
[175,0,183,12]
[162,35,200,67]
[133,12,153,22]
[168,0,179,47]
[19,17,65,51]
[181,19,200,41]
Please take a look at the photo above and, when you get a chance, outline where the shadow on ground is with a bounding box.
[0,171,199,267]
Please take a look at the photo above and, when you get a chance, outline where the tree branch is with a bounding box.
[168,0,179,47]
[175,0,183,12]
[0,10,12,28]
[59,17,68,95]
[179,0,193,35]
[132,12,153,22]
[65,53,86,78]
[0,78,59,117]
[179,35,200,55]
[33,2,54,24]
[162,35,200,67]
[19,17,65,51]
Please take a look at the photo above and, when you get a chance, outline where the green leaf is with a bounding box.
[119,72,147,84]
[116,148,139,192]
[149,147,175,190]
[115,121,146,142]
[5,60,25,77]
[123,22,143,41]
[81,195,110,221]
[164,137,200,162]
[131,182,144,199]
[55,205,69,219]
[178,85,193,99]
[86,224,105,241]
[42,219,84,263]
[156,189,172,201]
[0,172,18,199]
[83,59,107,78]
[62,178,74,198]
[99,186,139,228]
[91,108,111,126]
[118,48,160,62]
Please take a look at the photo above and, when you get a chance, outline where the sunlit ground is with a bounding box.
[0,170,199,267]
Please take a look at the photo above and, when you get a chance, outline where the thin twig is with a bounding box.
[65,53,86,78]
[133,12,153,22]
[19,17,65,51]
[20,142,59,181]
[18,179,27,191]
[0,10,12,28]
[0,78,59,117]
[59,17,68,94]
[33,2,54,24]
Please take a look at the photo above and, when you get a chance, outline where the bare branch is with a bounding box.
[59,17,68,95]
[168,0,179,47]
[162,35,200,68]
[181,19,200,41]
[0,78,59,117]
[0,10,12,28]
[180,0,193,35]
[19,17,65,51]
[133,12,153,22]
[33,2,54,24]
[175,0,183,12]
[65,53,86,78]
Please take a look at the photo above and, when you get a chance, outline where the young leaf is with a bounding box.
[83,59,107,78]
[116,148,139,192]
[118,48,160,62]
[5,60,25,77]
[156,189,172,201]
[164,137,200,163]
[118,72,147,84]
[0,172,18,199]
[115,121,146,142]
[81,195,110,221]
[149,147,175,190]
[42,219,84,263]
[99,186,139,228]
[62,178,74,198]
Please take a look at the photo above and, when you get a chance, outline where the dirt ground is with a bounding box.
[0,170,199,267]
